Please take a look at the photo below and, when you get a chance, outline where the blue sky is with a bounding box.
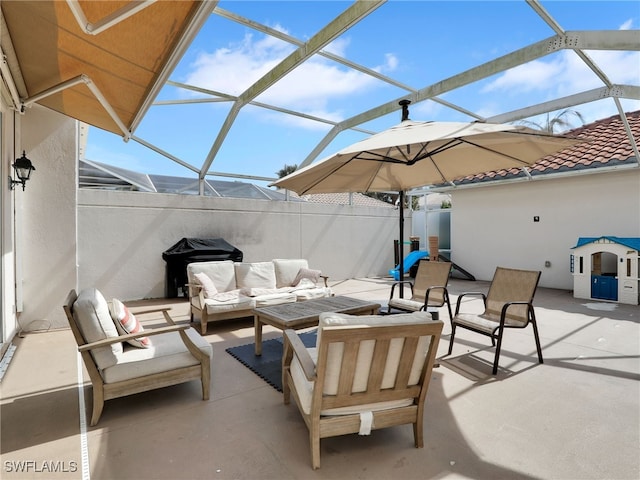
[84,1,640,186]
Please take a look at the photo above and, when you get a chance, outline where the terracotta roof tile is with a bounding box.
[453,110,639,185]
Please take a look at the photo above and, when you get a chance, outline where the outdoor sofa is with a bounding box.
[187,258,332,334]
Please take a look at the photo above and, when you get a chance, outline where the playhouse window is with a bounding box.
[627,258,632,277]
[579,256,584,274]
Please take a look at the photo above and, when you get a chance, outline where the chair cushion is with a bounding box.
[387,298,424,312]
[453,312,524,333]
[194,272,218,298]
[316,311,433,347]
[187,261,236,293]
[313,311,434,398]
[235,262,276,290]
[101,327,212,383]
[73,288,122,369]
[290,348,414,416]
[109,298,150,348]
[273,259,308,288]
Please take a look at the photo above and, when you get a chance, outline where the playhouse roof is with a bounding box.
[454,110,640,185]
[572,236,640,251]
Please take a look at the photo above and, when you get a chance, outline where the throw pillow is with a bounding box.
[194,272,218,298]
[109,298,150,348]
[292,267,321,287]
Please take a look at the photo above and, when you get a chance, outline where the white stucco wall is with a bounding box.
[77,190,404,301]
[1,96,18,343]
[450,168,640,290]
[19,107,78,330]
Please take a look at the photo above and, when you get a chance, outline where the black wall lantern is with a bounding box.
[9,151,36,191]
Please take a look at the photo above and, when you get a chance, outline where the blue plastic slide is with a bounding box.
[389,250,428,281]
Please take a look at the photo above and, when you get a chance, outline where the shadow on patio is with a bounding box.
[1,278,638,479]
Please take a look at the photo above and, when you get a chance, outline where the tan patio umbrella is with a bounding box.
[272,100,582,287]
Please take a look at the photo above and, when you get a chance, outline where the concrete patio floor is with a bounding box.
[1,276,638,480]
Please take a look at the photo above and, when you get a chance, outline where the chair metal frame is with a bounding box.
[387,260,453,323]
[447,267,543,374]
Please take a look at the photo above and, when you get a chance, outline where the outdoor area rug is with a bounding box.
[225,330,317,392]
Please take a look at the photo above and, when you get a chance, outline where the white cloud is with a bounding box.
[185,30,294,96]
[183,29,393,128]
[481,48,639,102]
[619,18,634,30]
[481,57,565,95]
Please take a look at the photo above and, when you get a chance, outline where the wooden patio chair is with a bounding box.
[447,267,543,374]
[64,288,212,426]
[282,311,443,469]
[387,260,453,323]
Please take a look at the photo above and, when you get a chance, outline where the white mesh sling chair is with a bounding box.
[282,311,443,469]
[447,267,543,374]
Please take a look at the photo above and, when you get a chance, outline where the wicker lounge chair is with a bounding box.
[447,266,543,374]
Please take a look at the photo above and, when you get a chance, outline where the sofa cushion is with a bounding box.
[187,261,236,293]
[194,272,218,298]
[204,294,254,314]
[292,267,322,286]
[273,259,308,288]
[110,298,150,348]
[239,287,282,297]
[253,292,297,307]
[73,288,122,369]
[235,262,276,289]
[292,286,333,301]
[101,327,212,383]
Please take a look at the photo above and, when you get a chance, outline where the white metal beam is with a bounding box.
[22,74,130,138]
[130,1,217,135]
[66,0,157,35]
[300,29,639,167]
[199,0,385,181]
[487,85,640,124]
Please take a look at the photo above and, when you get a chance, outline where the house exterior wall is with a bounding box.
[450,169,640,290]
[20,107,78,331]
[3,105,404,332]
[1,106,78,335]
[1,88,18,344]
[77,190,403,302]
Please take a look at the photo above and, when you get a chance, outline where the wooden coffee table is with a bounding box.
[253,296,381,355]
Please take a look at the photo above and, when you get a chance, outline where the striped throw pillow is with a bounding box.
[110,298,150,348]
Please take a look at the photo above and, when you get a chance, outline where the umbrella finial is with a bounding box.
[399,99,411,122]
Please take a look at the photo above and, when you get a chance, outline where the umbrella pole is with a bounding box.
[399,190,405,298]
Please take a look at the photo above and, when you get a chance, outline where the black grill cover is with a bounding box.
[162,238,243,298]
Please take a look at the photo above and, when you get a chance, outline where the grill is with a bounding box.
[162,238,243,297]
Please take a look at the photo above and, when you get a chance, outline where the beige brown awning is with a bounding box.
[1,0,211,137]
